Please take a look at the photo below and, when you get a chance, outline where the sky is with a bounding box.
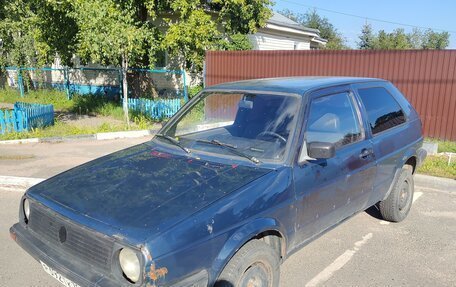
[273,0,456,49]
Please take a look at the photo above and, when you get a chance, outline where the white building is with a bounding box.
[249,12,327,50]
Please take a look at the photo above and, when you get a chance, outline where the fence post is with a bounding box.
[18,68,25,98]
[17,110,24,132]
[64,68,70,99]
[118,68,123,101]
[0,110,5,135]
[182,69,188,102]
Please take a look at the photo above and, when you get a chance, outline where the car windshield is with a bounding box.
[158,91,301,162]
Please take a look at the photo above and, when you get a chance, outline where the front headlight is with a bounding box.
[23,199,30,222]
[119,248,141,283]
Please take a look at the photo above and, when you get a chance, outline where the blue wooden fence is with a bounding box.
[126,98,181,119]
[0,109,27,134]
[4,66,189,102]
[15,102,54,129]
[0,102,54,135]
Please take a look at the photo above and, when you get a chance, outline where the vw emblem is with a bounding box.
[58,226,67,243]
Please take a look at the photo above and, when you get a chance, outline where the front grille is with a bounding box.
[28,203,115,272]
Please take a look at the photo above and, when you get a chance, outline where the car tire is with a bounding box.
[215,239,280,287]
[379,164,414,222]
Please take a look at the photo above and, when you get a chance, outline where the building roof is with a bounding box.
[206,77,384,95]
[267,12,321,35]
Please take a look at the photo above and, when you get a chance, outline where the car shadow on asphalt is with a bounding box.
[364,205,383,220]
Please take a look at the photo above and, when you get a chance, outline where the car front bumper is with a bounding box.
[10,223,210,287]
[9,223,124,287]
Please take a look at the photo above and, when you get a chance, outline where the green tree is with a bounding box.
[162,9,220,71]
[34,0,78,66]
[358,23,376,50]
[407,28,423,49]
[70,0,159,125]
[1,0,272,123]
[393,29,412,49]
[279,9,348,50]
[421,29,450,49]
[374,29,411,50]
[162,0,272,70]
[217,34,254,51]
[0,0,40,67]
[358,25,450,50]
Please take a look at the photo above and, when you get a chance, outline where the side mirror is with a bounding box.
[308,142,335,159]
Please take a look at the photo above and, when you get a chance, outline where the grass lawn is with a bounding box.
[428,139,456,153]
[0,88,74,110]
[0,87,126,118]
[417,138,456,179]
[0,88,160,140]
[417,155,456,179]
[0,120,158,141]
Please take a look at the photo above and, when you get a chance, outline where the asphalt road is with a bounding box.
[1,185,455,287]
[1,138,455,286]
[0,137,152,178]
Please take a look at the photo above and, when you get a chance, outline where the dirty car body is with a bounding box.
[10,77,426,287]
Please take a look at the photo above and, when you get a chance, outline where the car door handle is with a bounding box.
[359,148,374,159]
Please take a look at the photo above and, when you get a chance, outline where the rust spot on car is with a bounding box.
[149,263,168,281]
[9,230,16,241]
[151,150,172,159]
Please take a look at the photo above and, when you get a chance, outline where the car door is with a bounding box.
[292,86,377,247]
[353,83,408,205]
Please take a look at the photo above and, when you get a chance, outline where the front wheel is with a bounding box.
[215,239,280,287]
[379,165,414,222]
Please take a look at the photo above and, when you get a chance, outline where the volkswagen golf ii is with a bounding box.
[10,77,427,287]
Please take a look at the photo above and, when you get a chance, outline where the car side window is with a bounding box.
[357,87,406,135]
[306,92,363,149]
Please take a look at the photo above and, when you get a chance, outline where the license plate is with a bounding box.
[40,261,81,287]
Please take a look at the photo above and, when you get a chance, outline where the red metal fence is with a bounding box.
[205,50,456,141]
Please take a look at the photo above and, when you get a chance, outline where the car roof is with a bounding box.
[205,76,386,95]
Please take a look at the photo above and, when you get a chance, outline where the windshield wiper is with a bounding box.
[196,139,261,164]
[155,133,191,154]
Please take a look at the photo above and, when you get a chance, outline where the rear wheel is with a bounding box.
[379,165,414,222]
[215,239,280,287]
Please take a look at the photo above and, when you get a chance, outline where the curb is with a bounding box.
[96,130,154,140]
[0,129,159,145]
[40,134,96,143]
[0,138,40,145]
[414,173,455,192]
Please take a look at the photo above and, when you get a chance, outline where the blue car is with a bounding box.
[10,77,427,287]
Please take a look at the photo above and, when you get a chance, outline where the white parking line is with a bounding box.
[305,233,373,287]
[413,191,423,203]
[0,175,45,192]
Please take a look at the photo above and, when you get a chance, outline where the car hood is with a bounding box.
[27,142,272,238]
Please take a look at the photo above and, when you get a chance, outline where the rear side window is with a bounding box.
[358,87,405,135]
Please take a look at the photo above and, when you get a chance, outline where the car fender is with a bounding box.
[399,147,418,170]
[209,217,287,284]
[382,145,418,201]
